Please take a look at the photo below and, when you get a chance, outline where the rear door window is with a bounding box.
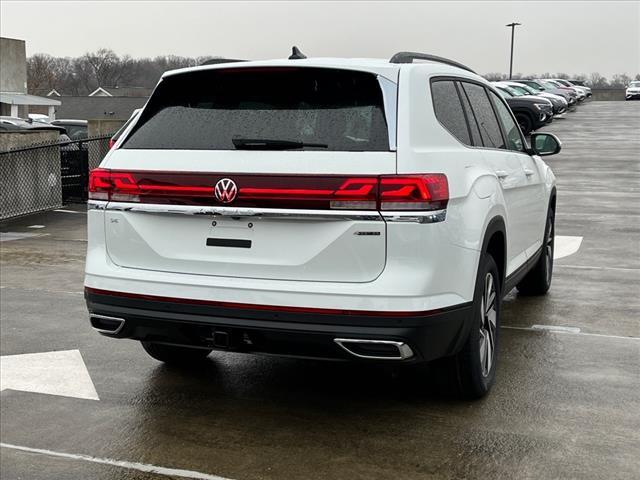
[456,82,483,146]
[461,82,506,149]
[430,80,471,145]
[123,67,390,151]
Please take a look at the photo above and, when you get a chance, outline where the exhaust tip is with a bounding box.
[334,338,413,360]
[90,314,125,335]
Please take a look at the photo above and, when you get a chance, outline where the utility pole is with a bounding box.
[506,22,522,80]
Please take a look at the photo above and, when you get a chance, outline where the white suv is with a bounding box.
[85,51,561,398]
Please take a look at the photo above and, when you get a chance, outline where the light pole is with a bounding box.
[506,22,521,80]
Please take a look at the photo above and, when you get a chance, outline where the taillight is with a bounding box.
[379,174,448,210]
[88,168,112,200]
[88,170,448,211]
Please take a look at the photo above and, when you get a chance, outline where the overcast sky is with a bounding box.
[1,1,638,77]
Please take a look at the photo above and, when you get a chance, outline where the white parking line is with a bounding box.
[0,286,83,296]
[555,264,639,272]
[502,325,640,341]
[0,443,233,480]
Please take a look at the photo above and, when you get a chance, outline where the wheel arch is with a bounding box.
[480,216,507,290]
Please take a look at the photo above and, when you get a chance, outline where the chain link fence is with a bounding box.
[0,136,111,220]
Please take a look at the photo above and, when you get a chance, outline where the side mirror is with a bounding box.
[530,132,561,156]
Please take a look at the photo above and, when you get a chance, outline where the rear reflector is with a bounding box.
[89,170,448,211]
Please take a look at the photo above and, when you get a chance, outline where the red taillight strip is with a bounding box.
[88,170,448,211]
[85,287,445,318]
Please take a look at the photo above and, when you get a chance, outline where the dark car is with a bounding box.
[518,79,578,108]
[493,88,553,135]
[502,82,568,116]
[51,119,88,141]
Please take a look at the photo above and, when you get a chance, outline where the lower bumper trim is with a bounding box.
[85,289,473,363]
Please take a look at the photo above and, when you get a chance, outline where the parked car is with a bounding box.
[85,51,561,399]
[0,116,66,134]
[493,84,554,134]
[0,116,79,154]
[28,113,52,124]
[51,119,88,141]
[542,79,586,101]
[625,81,640,100]
[551,79,591,98]
[498,81,568,116]
[518,79,578,107]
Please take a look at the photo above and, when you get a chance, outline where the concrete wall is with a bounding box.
[0,131,58,152]
[88,119,125,138]
[591,89,626,101]
[0,37,27,94]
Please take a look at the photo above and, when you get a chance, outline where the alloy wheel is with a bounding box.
[545,215,554,284]
[479,272,497,377]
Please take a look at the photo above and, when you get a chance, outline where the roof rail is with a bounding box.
[389,52,475,73]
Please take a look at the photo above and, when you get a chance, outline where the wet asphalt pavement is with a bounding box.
[1,101,639,479]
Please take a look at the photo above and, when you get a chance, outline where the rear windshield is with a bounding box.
[123,67,390,151]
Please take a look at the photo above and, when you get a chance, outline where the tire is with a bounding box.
[517,206,555,295]
[515,112,533,136]
[141,341,212,364]
[454,254,501,399]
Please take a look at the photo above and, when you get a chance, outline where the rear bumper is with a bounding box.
[85,288,473,363]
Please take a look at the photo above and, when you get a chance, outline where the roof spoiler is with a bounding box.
[389,52,475,74]
[199,58,247,66]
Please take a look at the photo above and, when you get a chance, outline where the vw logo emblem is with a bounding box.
[214,178,238,203]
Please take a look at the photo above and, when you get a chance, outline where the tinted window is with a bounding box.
[461,82,505,149]
[64,125,88,140]
[124,67,389,151]
[489,90,524,152]
[457,82,483,146]
[431,80,470,145]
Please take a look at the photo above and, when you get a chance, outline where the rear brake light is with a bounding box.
[379,174,448,210]
[88,170,448,211]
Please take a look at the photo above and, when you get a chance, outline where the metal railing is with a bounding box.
[0,135,111,220]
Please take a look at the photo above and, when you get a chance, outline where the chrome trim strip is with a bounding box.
[89,313,126,335]
[100,202,445,223]
[334,338,414,360]
[103,202,383,221]
[88,200,107,210]
[382,209,447,224]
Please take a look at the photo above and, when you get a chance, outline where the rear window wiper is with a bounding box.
[232,137,328,150]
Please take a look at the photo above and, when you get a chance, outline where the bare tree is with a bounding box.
[589,72,609,88]
[610,73,632,88]
[27,54,57,94]
[81,48,133,89]
[31,49,638,95]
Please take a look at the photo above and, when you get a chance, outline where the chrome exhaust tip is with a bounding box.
[90,314,125,335]
[334,338,414,360]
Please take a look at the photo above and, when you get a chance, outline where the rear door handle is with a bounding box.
[524,168,535,177]
[495,170,509,179]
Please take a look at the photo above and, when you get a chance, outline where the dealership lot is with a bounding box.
[1,101,638,479]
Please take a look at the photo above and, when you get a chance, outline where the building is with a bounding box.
[88,86,153,97]
[53,96,147,121]
[0,37,60,119]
